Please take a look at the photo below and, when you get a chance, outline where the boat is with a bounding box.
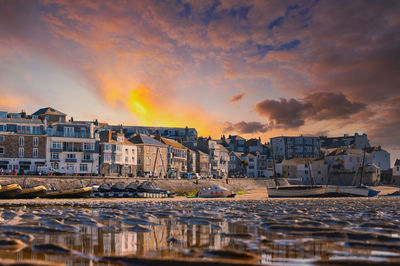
[323,147,380,197]
[43,187,92,198]
[0,184,22,199]
[15,185,47,199]
[324,185,380,197]
[196,185,235,198]
[267,185,326,198]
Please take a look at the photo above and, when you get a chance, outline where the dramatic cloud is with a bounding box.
[255,92,366,128]
[1,0,399,164]
[255,98,312,128]
[229,93,245,103]
[223,121,270,134]
[304,92,366,120]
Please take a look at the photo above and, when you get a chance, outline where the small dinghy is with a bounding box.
[98,182,112,192]
[0,184,22,199]
[197,185,235,198]
[111,182,126,192]
[43,187,92,198]
[15,186,47,199]
[137,181,168,194]
[126,181,140,192]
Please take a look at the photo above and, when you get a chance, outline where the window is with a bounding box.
[64,127,74,137]
[350,157,353,162]
[19,136,24,146]
[116,145,122,152]
[131,148,135,153]
[80,164,88,172]
[104,144,111,151]
[0,126,4,132]
[104,154,111,162]
[137,147,142,153]
[33,148,38,158]
[59,116,63,122]
[125,157,128,163]
[67,154,76,159]
[0,136,4,141]
[52,142,62,149]
[147,147,150,153]
[67,164,74,171]
[33,137,38,147]
[397,166,399,171]
[146,156,151,165]
[19,147,24,157]
[0,147,4,154]
[83,153,92,160]
[51,152,59,160]
[84,143,94,150]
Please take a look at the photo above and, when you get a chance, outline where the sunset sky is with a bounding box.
[0,0,399,165]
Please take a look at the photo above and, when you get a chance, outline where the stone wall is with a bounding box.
[0,175,289,192]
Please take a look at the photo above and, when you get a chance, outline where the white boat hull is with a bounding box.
[267,186,326,198]
[325,186,380,197]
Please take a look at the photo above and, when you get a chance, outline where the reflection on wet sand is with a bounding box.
[0,198,400,265]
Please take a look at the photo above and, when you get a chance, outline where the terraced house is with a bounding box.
[99,130,137,176]
[129,134,167,178]
[0,111,47,173]
[46,120,99,175]
[155,137,187,178]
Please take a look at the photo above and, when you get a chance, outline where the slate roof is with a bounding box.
[32,107,66,116]
[0,118,43,124]
[161,137,186,149]
[129,134,166,146]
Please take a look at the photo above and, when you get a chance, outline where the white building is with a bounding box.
[368,147,391,171]
[209,140,229,178]
[99,130,137,176]
[46,122,99,175]
[325,148,372,172]
[394,159,400,176]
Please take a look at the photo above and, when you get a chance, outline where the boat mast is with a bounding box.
[308,159,315,186]
[270,142,278,187]
[359,146,366,186]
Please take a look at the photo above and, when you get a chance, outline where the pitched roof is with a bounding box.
[395,159,400,166]
[32,107,66,116]
[129,134,166,146]
[161,137,186,149]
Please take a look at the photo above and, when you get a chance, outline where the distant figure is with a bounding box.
[0,168,3,175]
[39,171,42,177]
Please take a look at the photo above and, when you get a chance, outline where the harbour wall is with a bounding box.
[0,176,290,192]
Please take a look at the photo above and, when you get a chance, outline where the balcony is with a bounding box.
[82,159,94,163]
[50,132,91,138]
[65,158,77,163]
[50,148,62,152]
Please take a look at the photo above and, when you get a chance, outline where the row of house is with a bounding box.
[0,107,393,182]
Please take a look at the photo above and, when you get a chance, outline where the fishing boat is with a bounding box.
[323,146,380,197]
[267,147,324,198]
[0,184,22,199]
[196,185,235,198]
[15,185,47,199]
[43,187,92,198]
[267,185,326,198]
[324,185,379,197]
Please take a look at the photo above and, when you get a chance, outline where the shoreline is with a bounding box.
[0,186,398,207]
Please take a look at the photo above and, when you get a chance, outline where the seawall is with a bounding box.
[0,176,289,192]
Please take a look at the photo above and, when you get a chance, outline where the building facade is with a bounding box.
[130,134,168,178]
[99,130,137,176]
[46,122,99,175]
[0,115,47,173]
[271,136,321,161]
[157,137,187,178]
